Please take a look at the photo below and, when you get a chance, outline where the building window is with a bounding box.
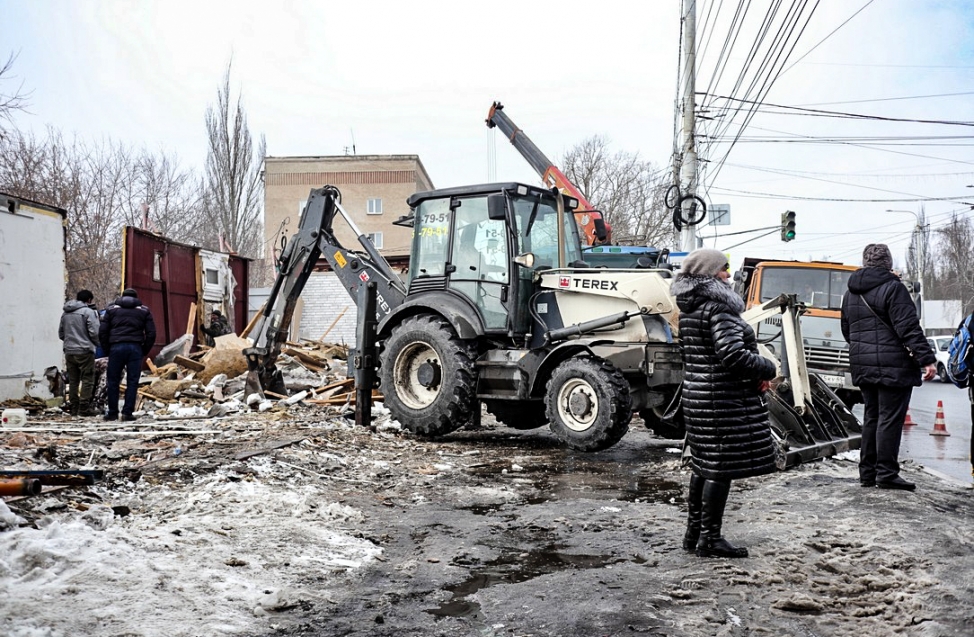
[367,198,383,215]
[205,268,220,285]
[365,232,384,249]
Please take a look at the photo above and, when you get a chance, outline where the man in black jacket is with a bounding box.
[99,288,157,421]
[841,244,936,491]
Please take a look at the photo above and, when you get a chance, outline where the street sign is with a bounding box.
[708,204,730,226]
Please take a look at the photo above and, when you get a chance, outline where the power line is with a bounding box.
[778,0,876,76]
[702,94,974,127]
[800,91,974,107]
[707,186,974,203]
[706,1,822,188]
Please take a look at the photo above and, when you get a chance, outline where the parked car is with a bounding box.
[927,336,953,383]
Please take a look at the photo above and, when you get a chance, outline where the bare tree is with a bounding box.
[127,149,206,243]
[0,128,206,307]
[0,52,29,138]
[203,65,265,260]
[561,136,673,247]
[931,213,974,314]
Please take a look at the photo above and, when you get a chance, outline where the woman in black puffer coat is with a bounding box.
[670,249,778,558]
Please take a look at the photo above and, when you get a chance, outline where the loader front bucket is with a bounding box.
[766,373,862,468]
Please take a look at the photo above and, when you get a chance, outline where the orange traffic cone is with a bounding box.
[930,400,950,437]
[903,409,917,427]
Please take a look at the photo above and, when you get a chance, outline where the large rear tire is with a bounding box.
[484,400,548,430]
[545,356,632,452]
[379,315,477,437]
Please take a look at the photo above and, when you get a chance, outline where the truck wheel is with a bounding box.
[484,400,547,430]
[545,356,632,452]
[379,315,477,437]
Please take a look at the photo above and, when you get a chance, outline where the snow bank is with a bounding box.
[0,458,382,637]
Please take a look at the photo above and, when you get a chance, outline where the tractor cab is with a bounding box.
[401,183,583,337]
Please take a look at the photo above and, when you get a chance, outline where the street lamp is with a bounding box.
[885,209,925,331]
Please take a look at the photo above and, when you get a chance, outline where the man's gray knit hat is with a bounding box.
[680,248,729,277]
[862,243,893,270]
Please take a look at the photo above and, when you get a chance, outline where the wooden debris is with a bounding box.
[174,355,206,372]
[309,391,383,406]
[240,303,264,338]
[282,347,328,372]
[138,389,174,403]
[311,378,354,397]
[233,438,306,461]
[185,301,197,336]
[319,306,348,342]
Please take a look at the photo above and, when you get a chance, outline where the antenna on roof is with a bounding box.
[344,129,357,156]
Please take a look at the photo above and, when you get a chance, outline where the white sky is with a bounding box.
[4,0,974,267]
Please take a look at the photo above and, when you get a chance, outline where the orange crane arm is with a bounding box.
[486,102,609,245]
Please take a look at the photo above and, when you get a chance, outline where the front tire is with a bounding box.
[379,315,477,437]
[938,363,949,383]
[545,356,632,452]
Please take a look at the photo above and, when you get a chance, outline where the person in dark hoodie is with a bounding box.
[99,288,157,421]
[670,248,778,558]
[200,309,232,346]
[841,243,936,491]
[59,289,100,416]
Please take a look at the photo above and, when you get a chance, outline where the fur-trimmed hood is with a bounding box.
[671,274,745,314]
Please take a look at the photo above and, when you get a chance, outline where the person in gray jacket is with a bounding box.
[59,290,100,416]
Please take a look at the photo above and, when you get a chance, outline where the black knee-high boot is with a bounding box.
[696,479,748,558]
[683,473,704,551]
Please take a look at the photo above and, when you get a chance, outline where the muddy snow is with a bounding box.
[1,406,972,637]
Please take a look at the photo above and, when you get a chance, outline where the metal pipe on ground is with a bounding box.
[0,479,42,496]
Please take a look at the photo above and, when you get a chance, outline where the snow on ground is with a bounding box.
[0,456,382,637]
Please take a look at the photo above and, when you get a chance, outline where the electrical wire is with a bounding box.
[707,186,974,203]
[707,0,821,187]
[778,0,876,76]
[703,94,974,127]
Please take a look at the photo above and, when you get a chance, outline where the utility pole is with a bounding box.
[887,209,925,331]
[679,0,699,252]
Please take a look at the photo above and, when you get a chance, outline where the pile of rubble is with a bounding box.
[1,335,365,423]
[0,334,406,515]
[137,335,361,419]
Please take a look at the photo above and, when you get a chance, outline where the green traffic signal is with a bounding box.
[780,210,796,242]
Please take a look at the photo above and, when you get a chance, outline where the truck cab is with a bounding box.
[734,258,860,406]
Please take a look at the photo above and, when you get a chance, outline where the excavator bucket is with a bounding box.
[743,294,863,468]
[766,374,861,468]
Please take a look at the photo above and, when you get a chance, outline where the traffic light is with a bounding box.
[780,210,796,242]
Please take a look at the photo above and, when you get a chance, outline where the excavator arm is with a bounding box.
[244,185,406,397]
[742,294,862,467]
[486,102,609,246]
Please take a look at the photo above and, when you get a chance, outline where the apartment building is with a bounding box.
[261,154,434,345]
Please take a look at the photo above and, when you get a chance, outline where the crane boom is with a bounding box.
[486,101,608,246]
